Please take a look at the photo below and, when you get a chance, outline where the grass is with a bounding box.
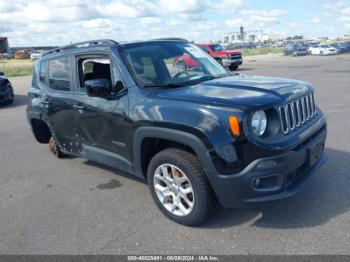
[240,48,283,56]
[0,59,35,77]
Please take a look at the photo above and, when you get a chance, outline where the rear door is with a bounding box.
[41,55,80,153]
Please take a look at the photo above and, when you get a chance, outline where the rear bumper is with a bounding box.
[205,122,327,208]
[222,58,243,67]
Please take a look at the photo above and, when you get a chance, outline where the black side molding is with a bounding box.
[83,144,133,174]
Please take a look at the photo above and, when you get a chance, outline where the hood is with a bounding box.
[155,75,313,110]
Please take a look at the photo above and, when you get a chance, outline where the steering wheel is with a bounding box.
[173,71,190,80]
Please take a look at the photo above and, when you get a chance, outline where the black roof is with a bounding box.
[42,38,188,58]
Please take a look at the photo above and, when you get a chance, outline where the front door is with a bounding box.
[74,54,130,161]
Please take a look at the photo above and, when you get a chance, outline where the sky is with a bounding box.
[0,0,350,47]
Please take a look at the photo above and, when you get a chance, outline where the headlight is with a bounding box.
[251,110,267,136]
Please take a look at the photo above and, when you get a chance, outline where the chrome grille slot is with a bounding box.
[279,92,317,135]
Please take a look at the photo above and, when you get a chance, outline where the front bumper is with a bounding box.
[222,58,243,67]
[206,122,327,208]
[324,50,337,55]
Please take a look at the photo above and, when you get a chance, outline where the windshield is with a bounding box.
[121,42,228,87]
[211,44,224,52]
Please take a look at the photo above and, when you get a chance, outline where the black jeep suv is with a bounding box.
[27,39,327,226]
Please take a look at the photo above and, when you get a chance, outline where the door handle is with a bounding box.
[73,105,85,110]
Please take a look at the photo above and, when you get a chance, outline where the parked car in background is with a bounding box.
[283,44,308,56]
[0,50,15,59]
[0,72,14,105]
[308,44,337,55]
[15,50,30,59]
[30,50,45,60]
[197,44,242,70]
[330,43,349,53]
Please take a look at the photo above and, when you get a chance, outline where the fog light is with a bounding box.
[252,174,283,191]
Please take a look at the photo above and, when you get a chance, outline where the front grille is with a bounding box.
[278,92,317,135]
[230,54,242,59]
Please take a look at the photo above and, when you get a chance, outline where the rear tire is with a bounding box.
[320,51,324,56]
[147,148,215,226]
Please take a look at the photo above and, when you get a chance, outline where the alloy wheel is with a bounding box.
[153,163,194,217]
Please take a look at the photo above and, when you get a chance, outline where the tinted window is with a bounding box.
[48,57,70,91]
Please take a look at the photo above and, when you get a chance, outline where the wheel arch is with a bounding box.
[29,117,52,144]
[133,127,215,180]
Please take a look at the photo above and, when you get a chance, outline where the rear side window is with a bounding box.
[48,57,70,91]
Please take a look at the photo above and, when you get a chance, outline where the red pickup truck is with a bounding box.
[173,44,242,71]
[197,44,242,70]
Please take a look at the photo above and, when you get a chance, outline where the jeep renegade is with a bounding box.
[27,39,327,226]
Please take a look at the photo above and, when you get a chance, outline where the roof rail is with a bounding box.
[152,38,188,42]
[42,39,118,57]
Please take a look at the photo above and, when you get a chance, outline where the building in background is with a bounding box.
[0,37,9,53]
[222,27,282,44]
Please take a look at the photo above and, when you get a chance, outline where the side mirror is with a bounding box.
[114,80,126,93]
[85,79,111,98]
[0,72,4,76]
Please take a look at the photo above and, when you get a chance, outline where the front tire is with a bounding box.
[147,148,215,226]
[229,65,238,71]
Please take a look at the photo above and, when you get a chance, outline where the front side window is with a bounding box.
[122,42,228,87]
[78,56,112,88]
[48,57,70,91]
